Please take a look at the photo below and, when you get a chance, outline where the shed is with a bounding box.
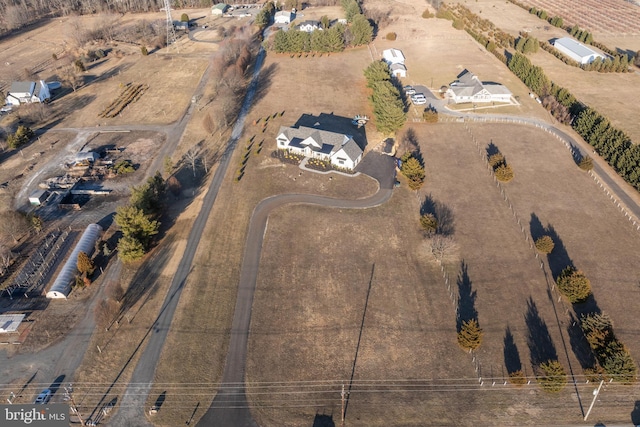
[47,224,102,299]
[29,189,49,206]
[211,3,228,15]
[275,10,293,24]
[75,151,99,164]
[390,63,407,78]
[5,80,51,106]
[552,37,605,64]
[382,48,405,65]
[0,314,25,333]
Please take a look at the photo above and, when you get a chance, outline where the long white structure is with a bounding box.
[552,37,605,64]
[47,224,102,299]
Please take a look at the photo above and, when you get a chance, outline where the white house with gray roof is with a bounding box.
[445,70,512,104]
[552,37,605,64]
[276,125,363,170]
[5,80,51,106]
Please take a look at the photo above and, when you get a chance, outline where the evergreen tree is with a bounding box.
[350,14,373,46]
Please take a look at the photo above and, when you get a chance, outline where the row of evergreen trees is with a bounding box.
[363,61,406,135]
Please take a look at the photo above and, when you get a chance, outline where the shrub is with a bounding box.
[180,13,189,22]
[400,156,426,190]
[117,235,145,263]
[420,213,438,234]
[141,46,148,56]
[457,319,483,351]
[508,370,527,385]
[386,32,397,41]
[556,266,591,303]
[579,155,594,171]
[7,125,34,149]
[494,164,514,182]
[113,159,135,174]
[534,235,555,254]
[488,152,505,167]
[422,9,434,19]
[423,109,438,123]
[602,341,637,383]
[537,360,566,392]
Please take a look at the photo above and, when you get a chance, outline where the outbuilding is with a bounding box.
[5,80,51,106]
[552,37,605,64]
[29,189,49,206]
[382,48,405,65]
[390,63,407,78]
[274,10,293,25]
[211,3,228,15]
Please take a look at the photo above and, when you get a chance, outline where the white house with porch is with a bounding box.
[276,125,363,170]
[445,70,512,104]
[5,80,51,106]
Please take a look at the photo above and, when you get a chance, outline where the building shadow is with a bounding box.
[456,260,478,331]
[503,325,522,374]
[421,193,455,236]
[293,112,368,151]
[525,296,558,368]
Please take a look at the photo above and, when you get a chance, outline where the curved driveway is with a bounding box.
[195,153,395,427]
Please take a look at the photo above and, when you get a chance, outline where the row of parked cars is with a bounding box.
[403,85,427,105]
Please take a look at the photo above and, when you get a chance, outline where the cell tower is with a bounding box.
[163,0,177,48]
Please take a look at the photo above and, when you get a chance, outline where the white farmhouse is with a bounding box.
[298,20,321,32]
[382,48,405,65]
[445,70,512,104]
[276,125,363,170]
[5,80,51,106]
[274,10,293,24]
[552,37,605,64]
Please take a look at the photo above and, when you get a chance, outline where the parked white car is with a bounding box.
[34,389,51,404]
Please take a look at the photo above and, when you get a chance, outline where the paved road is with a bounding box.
[107,47,267,427]
[195,153,395,427]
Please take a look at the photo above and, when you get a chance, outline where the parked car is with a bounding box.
[412,97,427,105]
[34,389,51,404]
[403,85,416,95]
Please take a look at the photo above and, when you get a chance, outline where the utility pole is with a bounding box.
[64,384,86,427]
[341,383,347,427]
[583,379,604,421]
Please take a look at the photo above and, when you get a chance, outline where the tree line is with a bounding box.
[363,61,406,136]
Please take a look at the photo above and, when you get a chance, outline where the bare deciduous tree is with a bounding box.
[184,146,200,177]
[429,234,458,264]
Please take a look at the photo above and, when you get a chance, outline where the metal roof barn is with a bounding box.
[47,224,102,299]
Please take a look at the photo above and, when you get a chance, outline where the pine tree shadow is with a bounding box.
[631,401,640,425]
[525,297,558,368]
[567,312,597,370]
[312,413,335,427]
[486,140,500,158]
[456,260,478,331]
[503,325,522,374]
[421,193,455,236]
[529,213,574,280]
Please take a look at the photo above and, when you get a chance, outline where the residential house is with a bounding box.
[552,37,605,64]
[445,70,512,104]
[5,80,51,106]
[276,125,363,170]
[274,10,293,24]
[211,3,229,15]
[298,20,321,32]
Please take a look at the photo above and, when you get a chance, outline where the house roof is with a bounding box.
[300,20,320,27]
[275,10,292,18]
[212,3,228,11]
[449,70,511,98]
[553,37,601,59]
[390,63,407,71]
[382,48,405,64]
[483,83,512,95]
[9,81,35,94]
[277,125,362,162]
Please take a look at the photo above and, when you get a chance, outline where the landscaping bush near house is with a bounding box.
[457,319,483,351]
[556,266,591,303]
[272,149,303,165]
[305,158,330,171]
[534,235,555,254]
[537,360,566,393]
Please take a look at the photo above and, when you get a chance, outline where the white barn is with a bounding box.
[5,81,51,106]
[274,10,293,24]
[445,70,512,104]
[211,3,228,15]
[382,48,405,65]
[552,37,605,64]
[276,125,363,170]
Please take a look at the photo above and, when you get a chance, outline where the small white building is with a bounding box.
[445,70,512,104]
[552,37,605,64]
[5,81,51,106]
[382,48,405,65]
[211,3,228,15]
[276,125,363,170]
[390,63,407,78]
[274,10,293,24]
[0,314,25,333]
[29,189,49,206]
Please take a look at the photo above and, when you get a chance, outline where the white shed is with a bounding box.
[552,37,605,64]
[29,189,49,206]
[390,63,407,78]
[47,224,102,299]
[5,80,51,106]
[382,48,405,65]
